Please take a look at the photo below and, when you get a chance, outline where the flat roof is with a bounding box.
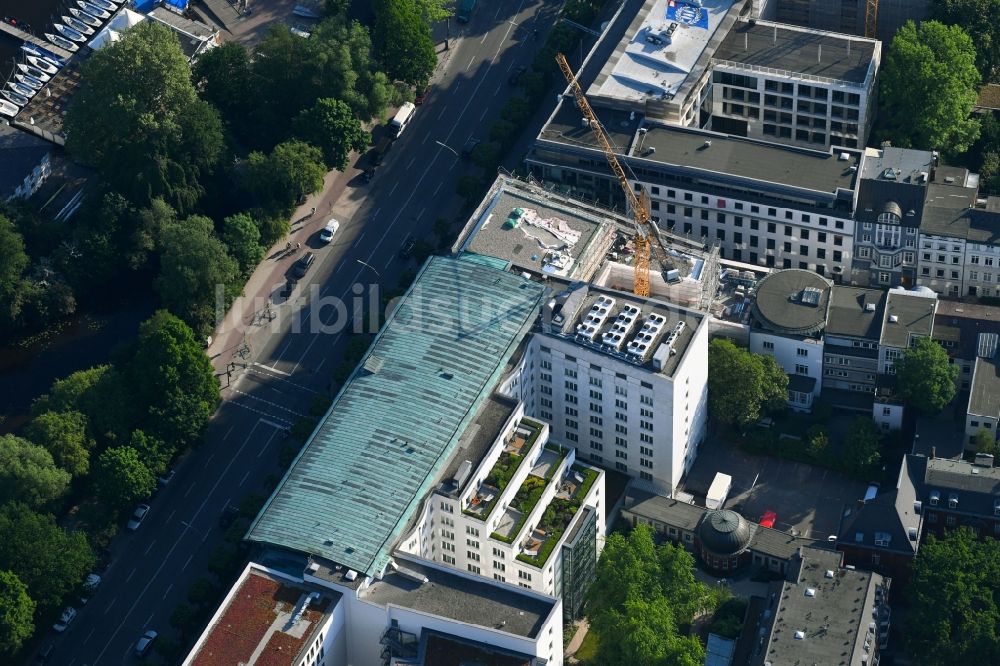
[246,256,546,576]
[635,125,859,196]
[459,177,615,279]
[825,286,886,340]
[879,289,937,348]
[361,555,555,639]
[933,301,1000,361]
[969,356,1000,418]
[186,565,338,666]
[750,269,832,336]
[714,20,877,85]
[762,548,885,666]
[590,0,741,104]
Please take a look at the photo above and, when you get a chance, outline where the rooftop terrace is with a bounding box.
[246,256,546,576]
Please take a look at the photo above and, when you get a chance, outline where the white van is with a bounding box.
[389,102,416,138]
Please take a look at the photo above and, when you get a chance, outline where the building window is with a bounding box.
[468,564,480,574]
[443,554,455,564]
[795,364,808,375]
[763,341,774,351]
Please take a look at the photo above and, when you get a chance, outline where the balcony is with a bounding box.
[516,464,600,568]
[463,420,542,521]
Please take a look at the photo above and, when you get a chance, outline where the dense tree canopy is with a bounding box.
[91,447,155,511]
[0,436,70,509]
[127,310,220,448]
[65,21,224,211]
[0,502,94,610]
[32,365,135,447]
[25,410,94,477]
[293,98,370,171]
[243,141,327,216]
[878,20,981,153]
[587,526,707,666]
[932,0,1000,81]
[707,338,788,428]
[221,213,264,277]
[374,0,438,85]
[155,215,240,334]
[895,337,959,413]
[842,417,882,479]
[908,528,1000,665]
[0,570,34,654]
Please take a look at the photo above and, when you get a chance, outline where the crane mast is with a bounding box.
[864,0,878,38]
[556,53,653,297]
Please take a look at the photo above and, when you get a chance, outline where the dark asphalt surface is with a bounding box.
[38,1,576,663]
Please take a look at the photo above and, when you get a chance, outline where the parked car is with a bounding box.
[135,629,158,657]
[219,504,240,529]
[126,504,150,531]
[53,607,77,632]
[157,469,175,487]
[292,251,316,278]
[79,572,102,604]
[319,219,340,244]
[415,84,428,105]
[398,237,417,260]
[508,65,527,85]
[461,138,480,158]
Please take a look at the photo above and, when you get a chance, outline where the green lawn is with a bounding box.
[575,629,601,663]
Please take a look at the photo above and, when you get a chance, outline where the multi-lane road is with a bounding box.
[40,1,567,663]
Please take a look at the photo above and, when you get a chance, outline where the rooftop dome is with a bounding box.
[698,510,753,556]
[750,269,833,336]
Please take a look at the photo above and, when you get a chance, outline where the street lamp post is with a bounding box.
[435,140,459,157]
[356,259,382,279]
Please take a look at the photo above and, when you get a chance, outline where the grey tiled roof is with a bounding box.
[837,454,924,555]
[923,457,1000,519]
[826,286,886,340]
[969,356,1000,418]
[879,291,936,348]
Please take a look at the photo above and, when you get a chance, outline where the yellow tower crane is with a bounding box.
[555,53,668,298]
[865,0,878,38]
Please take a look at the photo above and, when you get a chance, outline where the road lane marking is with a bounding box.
[239,470,251,487]
[182,553,194,571]
[316,356,327,372]
[248,365,319,394]
[184,483,195,498]
[257,421,282,459]
[356,229,367,244]
[223,425,235,439]
[389,182,398,196]
[495,3,504,18]
[372,207,381,218]
[433,181,442,197]
[437,105,448,120]
[467,56,475,70]
[166,509,176,523]
[92,420,268,663]
[480,32,488,44]
[507,60,515,71]
[259,417,289,430]
[416,207,426,220]
[493,0,526,62]
[125,568,135,583]
[84,627,95,645]
[143,612,154,628]
[480,106,489,121]
[105,597,116,614]
[229,389,307,418]
[384,255,394,270]
[229,401,294,427]
[206,453,215,464]
[255,362,290,377]
[406,156,416,169]
[143,540,156,556]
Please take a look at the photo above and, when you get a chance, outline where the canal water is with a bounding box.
[0,0,67,79]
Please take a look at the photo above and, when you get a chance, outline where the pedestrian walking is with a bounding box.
[311,206,316,216]
[296,242,301,251]
[286,241,292,252]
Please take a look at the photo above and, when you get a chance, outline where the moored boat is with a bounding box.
[2,89,29,107]
[15,74,43,90]
[0,99,18,117]
[63,15,95,35]
[17,63,51,81]
[21,43,65,66]
[69,7,102,28]
[46,32,80,52]
[55,24,87,43]
[89,0,117,12]
[26,56,59,75]
[77,1,111,19]
[7,81,36,97]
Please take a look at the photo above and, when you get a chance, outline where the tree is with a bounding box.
[91,446,155,510]
[25,410,94,477]
[221,213,264,277]
[842,417,882,478]
[156,215,240,334]
[191,42,256,138]
[895,337,959,413]
[243,141,327,215]
[293,98,370,171]
[974,426,998,455]
[127,310,220,448]
[33,365,136,447]
[64,21,223,211]
[374,0,438,85]
[0,502,95,610]
[128,430,171,478]
[0,570,34,654]
[707,338,788,428]
[907,528,1000,665]
[0,435,71,508]
[0,214,28,316]
[932,0,1000,81]
[413,0,454,22]
[878,20,981,154]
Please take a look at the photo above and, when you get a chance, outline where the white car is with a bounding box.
[135,629,158,657]
[319,219,340,243]
[53,607,77,632]
[79,572,102,604]
[126,504,150,531]
[157,469,176,487]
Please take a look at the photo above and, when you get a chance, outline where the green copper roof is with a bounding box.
[246,255,545,576]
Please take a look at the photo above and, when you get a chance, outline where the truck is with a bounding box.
[389,102,416,138]
[705,472,733,510]
[456,0,476,23]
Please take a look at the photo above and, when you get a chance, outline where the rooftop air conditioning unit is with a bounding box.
[889,315,899,323]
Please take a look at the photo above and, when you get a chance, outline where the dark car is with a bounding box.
[292,251,315,278]
[415,84,428,105]
[219,505,240,529]
[461,138,481,158]
[508,65,527,85]
[398,237,417,260]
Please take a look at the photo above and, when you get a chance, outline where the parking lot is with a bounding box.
[680,437,868,540]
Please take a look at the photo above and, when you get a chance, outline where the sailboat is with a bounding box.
[17,63,51,81]
[45,33,79,52]
[63,15,96,36]
[21,43,64,66]
[55,24,88,43]
[69,8,103,28]
[7,81,36,98]
[2,89,29,107]
[26,57,59,75]
[15,74,43,90]
[77,1,110,20]
[89,0,118,12]
[0,99,18,117]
